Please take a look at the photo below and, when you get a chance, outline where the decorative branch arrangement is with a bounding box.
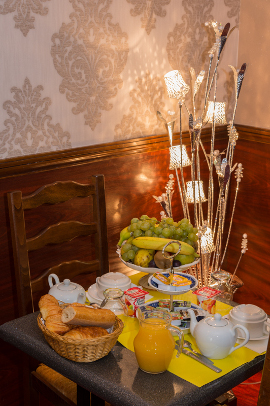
[157,20,247,288]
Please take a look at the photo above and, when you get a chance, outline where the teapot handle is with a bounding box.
[48,274,60,288]
[168,325,184,358]
[229,324,250,354]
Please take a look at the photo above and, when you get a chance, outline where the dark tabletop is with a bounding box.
[0,312,265,406]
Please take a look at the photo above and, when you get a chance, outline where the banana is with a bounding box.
[117,226,131,247]
[132,236,197,256]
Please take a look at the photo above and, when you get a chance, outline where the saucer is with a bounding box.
[237,333,269,341]
[87,284,103,304]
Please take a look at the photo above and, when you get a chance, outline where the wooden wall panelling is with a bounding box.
[0,137,183,406]
[0,124,269,406]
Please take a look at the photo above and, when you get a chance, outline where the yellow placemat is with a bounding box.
[118,272,260,387]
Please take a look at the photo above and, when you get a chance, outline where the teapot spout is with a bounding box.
[187,309,197,336]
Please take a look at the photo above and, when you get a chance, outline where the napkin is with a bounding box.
[242,337,268,353]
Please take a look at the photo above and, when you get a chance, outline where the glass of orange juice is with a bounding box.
[133,309,184,374]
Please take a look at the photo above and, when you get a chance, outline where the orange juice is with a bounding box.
[133,318,175,374]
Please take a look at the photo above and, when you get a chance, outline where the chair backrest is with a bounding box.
[8,174,109,317]
[257,336,270,405]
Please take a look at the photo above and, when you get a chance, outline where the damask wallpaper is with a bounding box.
[0,0,240,159]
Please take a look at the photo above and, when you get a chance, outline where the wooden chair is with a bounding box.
[7,175,109,406]
[257,336,270,405]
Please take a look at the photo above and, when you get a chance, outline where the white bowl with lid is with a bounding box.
[96,272,131,299]
[229,304,270,339]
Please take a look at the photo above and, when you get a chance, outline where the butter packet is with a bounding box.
[152,272,170,285]
[171,274,192,287]
[173,300,192,310]
[158,299,170,308]
[157,300,191,310]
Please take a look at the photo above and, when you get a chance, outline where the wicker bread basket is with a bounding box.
[37,313,124,362]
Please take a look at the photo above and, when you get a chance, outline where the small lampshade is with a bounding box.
[200,227,215,254]
[204,101,227,124]
[185,180,207,203]
[169,145,191,169]
[164,70,190,100]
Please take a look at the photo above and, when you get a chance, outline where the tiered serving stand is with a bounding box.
[118,241,200,311]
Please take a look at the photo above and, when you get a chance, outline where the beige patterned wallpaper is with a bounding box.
[0,0,240,159]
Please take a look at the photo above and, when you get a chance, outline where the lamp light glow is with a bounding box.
[169,145,191,169]
[164,70,190,100]
[200,227,215,254]
[204,101,227,124]
[186,180,207,203]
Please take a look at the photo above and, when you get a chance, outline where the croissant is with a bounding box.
[45,313,70,335]
[64,326,108,340]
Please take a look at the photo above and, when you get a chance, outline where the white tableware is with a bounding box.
[188,309,250,359]
[96,272,131,297]
[229,304,270,339]
[48,273,86,304]
[238,332,269,341]
[87,284,103,304]
[148,272,198,295]
[118,249,200,274]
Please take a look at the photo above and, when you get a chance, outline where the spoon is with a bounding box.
[183,340,214,365]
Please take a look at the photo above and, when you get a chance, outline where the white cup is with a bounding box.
[96,272,131,299]
[229,304,270,339]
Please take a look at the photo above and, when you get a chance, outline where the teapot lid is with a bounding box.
[230,304,266,322]
[57,279,77,291]
[206,313,228,327]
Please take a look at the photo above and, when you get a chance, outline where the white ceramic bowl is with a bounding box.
[96,272,131,299]
[117,249,200,274]
[229,304,270,339]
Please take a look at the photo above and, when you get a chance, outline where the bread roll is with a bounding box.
[45,313,70,335]
[38,294,61,320]
[64,326,108,340]
[61,305,115,329]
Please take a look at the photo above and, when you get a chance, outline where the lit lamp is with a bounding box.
[164,70,190,220]
[204,101,227,124]
[186,180,207,203]
[200,227,215,254]
[164,70,190,101]
[169,145,191,169]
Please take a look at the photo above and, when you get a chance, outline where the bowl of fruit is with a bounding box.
[117,215,200,274]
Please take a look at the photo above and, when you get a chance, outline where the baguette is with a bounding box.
[64,326,108,340]
[62,305,115,329]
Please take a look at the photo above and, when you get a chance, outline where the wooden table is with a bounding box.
[0,271,266,406]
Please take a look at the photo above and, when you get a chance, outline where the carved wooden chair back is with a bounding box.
[7,175,109,406]
[8,175,109,316]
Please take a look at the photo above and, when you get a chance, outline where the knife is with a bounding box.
[180,347,222,373]
[176,340,215,366]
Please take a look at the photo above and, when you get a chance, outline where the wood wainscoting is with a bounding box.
[0,124,269,406]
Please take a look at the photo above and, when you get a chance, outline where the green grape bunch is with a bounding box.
[119,215,199,268]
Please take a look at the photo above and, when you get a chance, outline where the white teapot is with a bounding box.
[188,309,250,359]
[48,274,86,304]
